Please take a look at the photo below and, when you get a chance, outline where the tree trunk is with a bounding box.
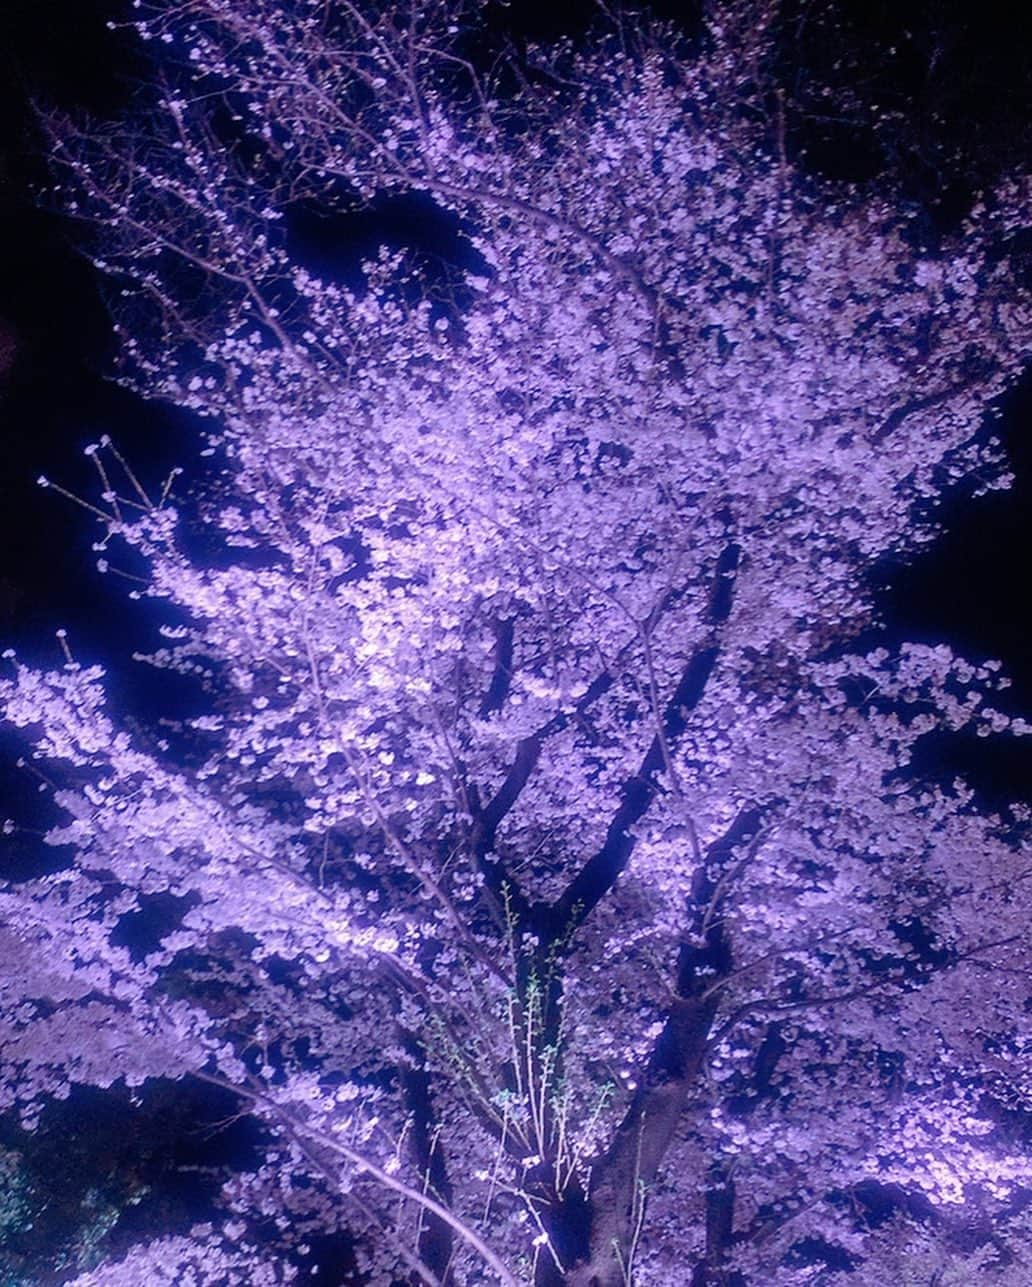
[566,996,718,1287]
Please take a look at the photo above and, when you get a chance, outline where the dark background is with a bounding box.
[0,1,1029,1281]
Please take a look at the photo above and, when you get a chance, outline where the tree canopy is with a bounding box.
[2,2,1030,1283]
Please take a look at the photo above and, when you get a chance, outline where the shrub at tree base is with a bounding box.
[2,2,1031,1283]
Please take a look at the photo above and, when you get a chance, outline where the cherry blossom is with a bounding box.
[2,2,1030,1283]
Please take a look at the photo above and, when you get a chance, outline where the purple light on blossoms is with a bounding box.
[1,3,1030,1284]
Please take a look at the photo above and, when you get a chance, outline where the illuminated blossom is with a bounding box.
[2,3,1029,1283]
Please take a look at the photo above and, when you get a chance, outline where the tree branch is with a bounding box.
[479,617,516,718]
[195,1069,521,1287]
[552,541,740,935]
[398,1030,456,1283]
[564,807,762,1286]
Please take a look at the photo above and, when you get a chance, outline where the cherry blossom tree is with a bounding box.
[3,2,1031,1282]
